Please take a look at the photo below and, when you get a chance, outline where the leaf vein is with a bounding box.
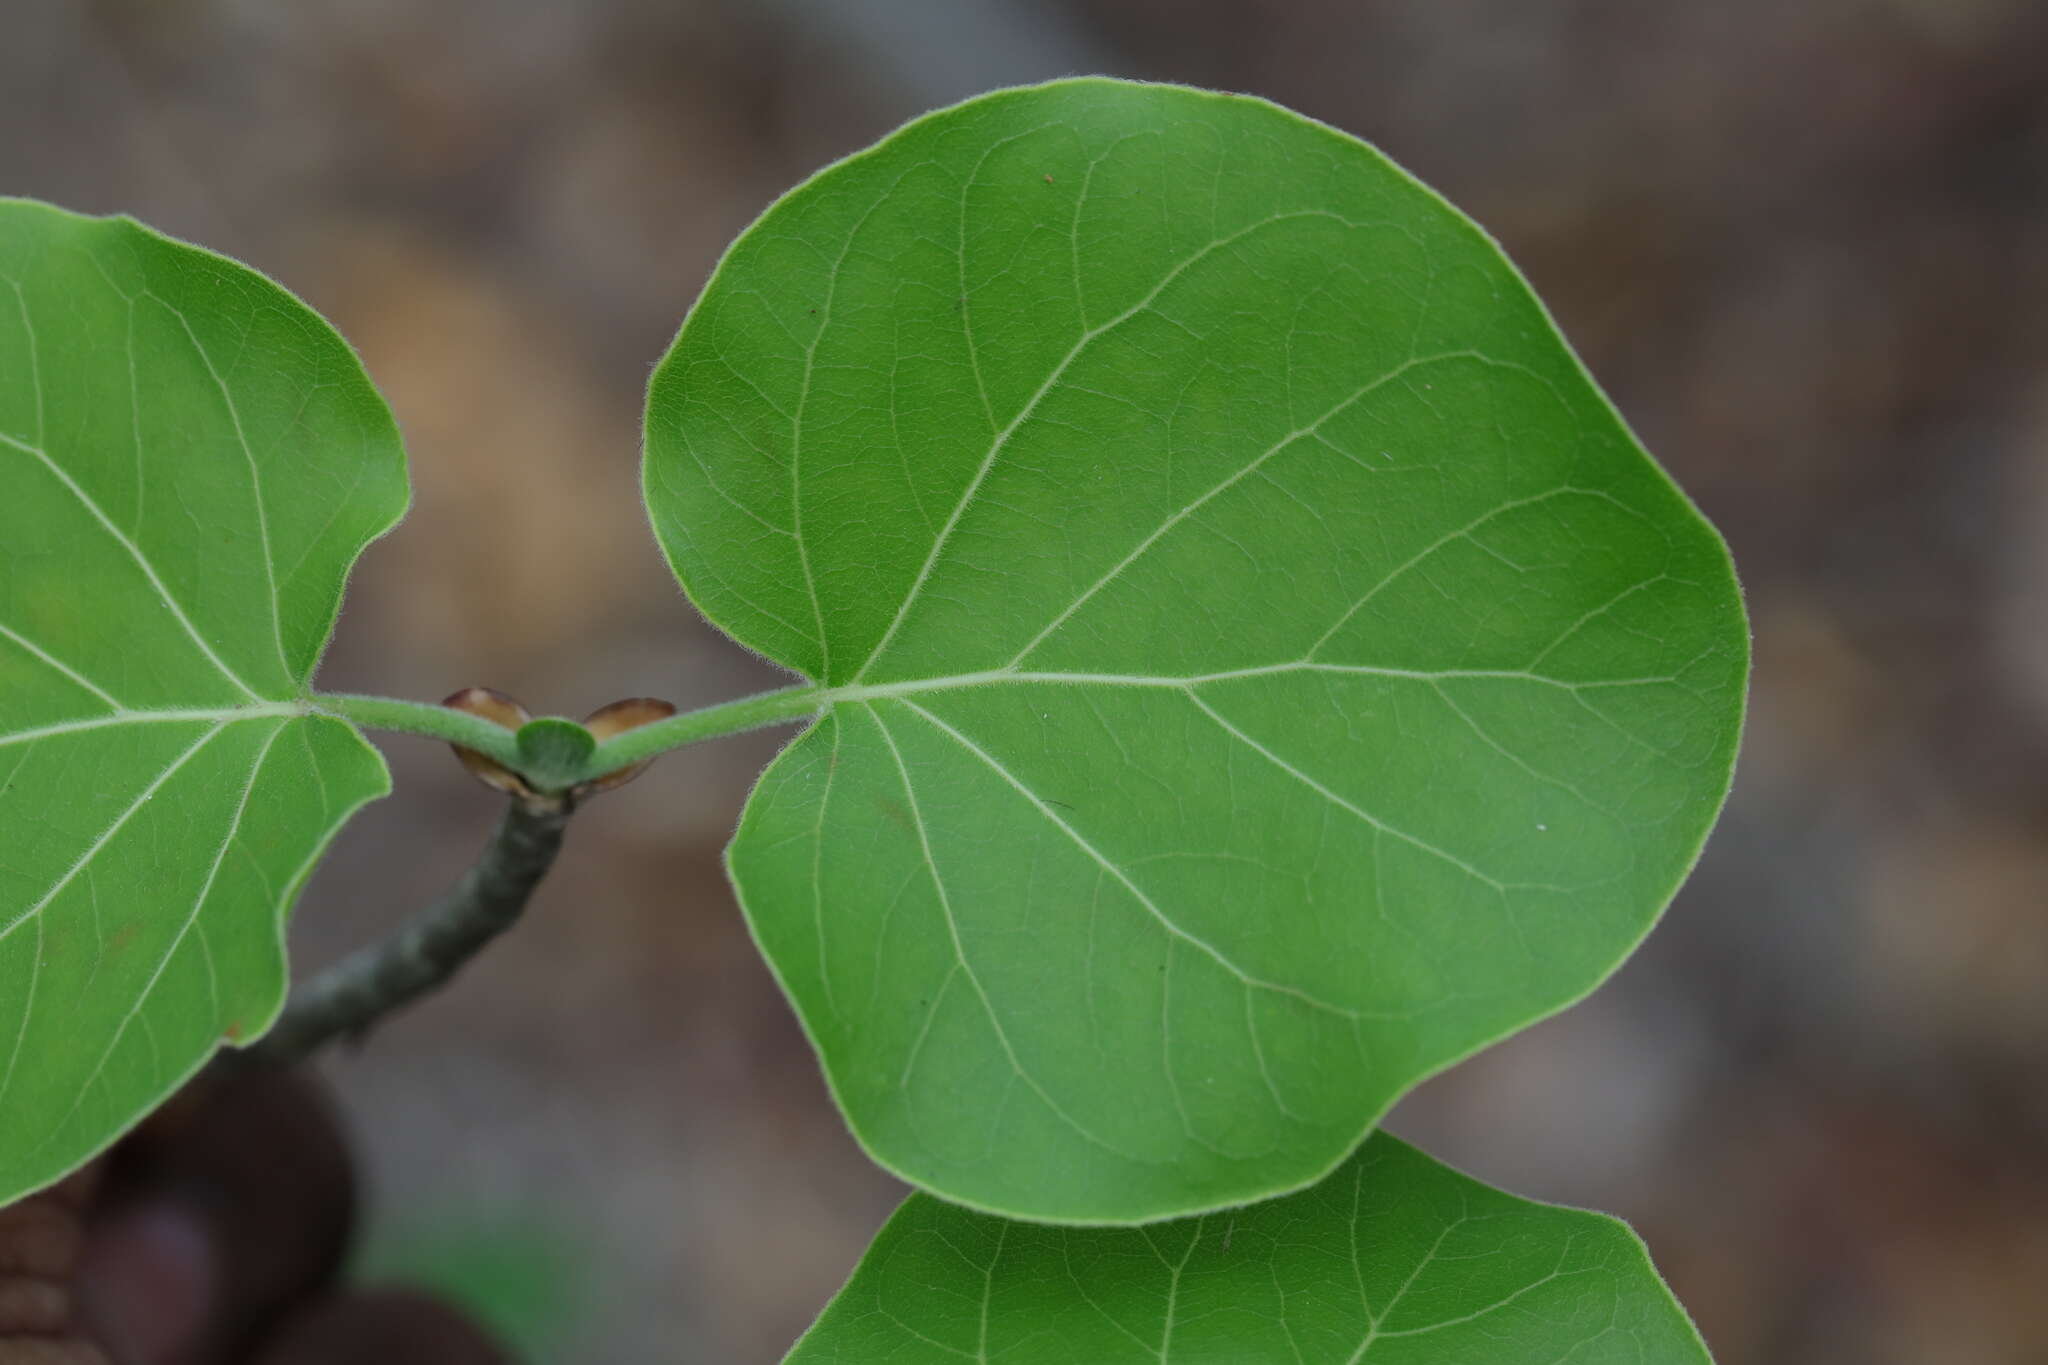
[1006,350,1473,669]
[853,208,1375,684]
[0,721,228,949]
[151,292,294,685]
[0,621,125,710]
[0,428,263,702]
[1184,692,1514,893]
[867,702,1142,1159]
[43,722,285,1150]
[894,697,1361,1020]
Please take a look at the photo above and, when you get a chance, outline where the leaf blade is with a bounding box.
[0,200,405,1201]
[785,1131,1713,1364]
[648,79,1748,1220]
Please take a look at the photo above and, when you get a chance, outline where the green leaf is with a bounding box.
[645,79,1748,1221]
[0,200,406,1201]
[515,717,598,791]
[786,1131,1712,1364]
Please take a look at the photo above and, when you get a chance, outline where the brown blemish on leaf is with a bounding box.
[105,922,141,958]
[875,795,916,836]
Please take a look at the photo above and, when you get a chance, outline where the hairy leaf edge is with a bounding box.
[778,1129,1716,1362]
[0,198,412,1203]
[653,77,1750,1224]
[0,197,414,693]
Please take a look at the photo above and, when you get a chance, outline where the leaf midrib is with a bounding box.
[0,419,269,711]
[0,702,309,750]
[818,660,1688,705]
[845,206,1425,687]
[15,720,290,1162]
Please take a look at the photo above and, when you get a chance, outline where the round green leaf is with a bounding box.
[516,716,598,789]
[787,1131,1712,1364]
[645,80,1748,1220]
[0,200,405,1201]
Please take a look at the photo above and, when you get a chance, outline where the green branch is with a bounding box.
[245,795,571,1065]
[583,684,824,774]
[316,683,825,791]
[315,693,528,768]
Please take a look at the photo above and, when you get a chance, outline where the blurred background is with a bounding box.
[5,0,2046,1360]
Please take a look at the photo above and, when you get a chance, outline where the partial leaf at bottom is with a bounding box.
[787,1130,1712,1364]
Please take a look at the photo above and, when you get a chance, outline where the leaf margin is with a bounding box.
[0,197,411,1203]
[781,1127,1716,1364]
[642,76,1750,1225]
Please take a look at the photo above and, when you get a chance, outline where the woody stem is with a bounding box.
[242,794,570,1066]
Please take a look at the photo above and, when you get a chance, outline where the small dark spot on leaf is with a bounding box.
[875,796,916,835]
